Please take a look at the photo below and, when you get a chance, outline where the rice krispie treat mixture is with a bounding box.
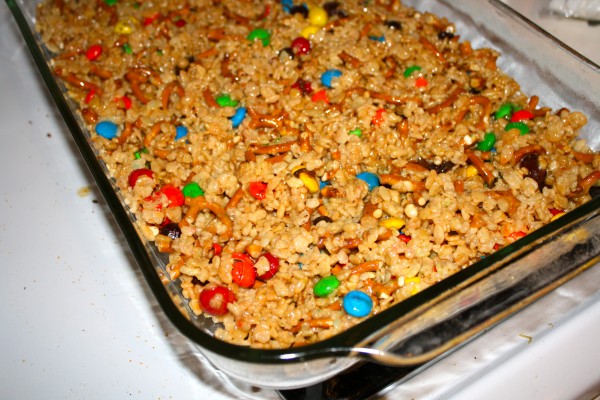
[36,0,599,348]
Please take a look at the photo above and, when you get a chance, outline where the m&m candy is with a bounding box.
[343,290,373,317]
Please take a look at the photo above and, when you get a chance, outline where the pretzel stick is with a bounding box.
[161,81,185,109]
[184,197,233,241]
[419,35,445,63]
[465,149,495,186]
[513,145,546,165]
[427,87,464,114]
[350,260,382,275]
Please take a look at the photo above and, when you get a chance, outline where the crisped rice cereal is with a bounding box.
[36,0,600,348]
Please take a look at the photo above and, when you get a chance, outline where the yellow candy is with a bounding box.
[308,6,328,27]
[292,166,319,193]
[380,217,406,230]
[115,21,133,34]
[299,172,320,193]
[405,276,421,295]
[405,276,421,285]
[114,17,138,35]
[550,212,565,222]
[300,25,320,38]
[466,165,478,178]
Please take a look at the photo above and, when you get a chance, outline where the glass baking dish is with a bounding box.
[7,0,600,390]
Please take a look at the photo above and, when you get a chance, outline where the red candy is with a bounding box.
[292,78,313,95]
[249,181,268,200]
[398,234,411,244]
[113,95,132,110]
[174,18,187,27]
[84,89,96,104]
[199,285,236,316]
[291,37,311,55]
[311,89,329,104]
[510,109,534,122]
[157,185,184,207]
[212,243,223,256]
[85,44,103,61]
[231,253,257,288]
[257,252,280,280]
[128,168,153,187]
[260,4,271,19]
[415,77,428,88]
[372,108,385,126]
[508,231,527,241]
[143,13,161,26]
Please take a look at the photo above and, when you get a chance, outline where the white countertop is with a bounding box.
[1,1,599,399]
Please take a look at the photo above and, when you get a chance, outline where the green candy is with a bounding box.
[348,128,362,137]
[505,121,530,135]
[247,28,271,46]
[122,43,132,55]
[476,132,496,151]
[134,147,148,159]
[182,182,204,198]
[403,65,422,78]
[314,275,340,297]
[104,0,117,5]
[216,94,239,107]
[494,103,514,120]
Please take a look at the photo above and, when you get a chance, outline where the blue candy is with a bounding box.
[95,121,118,139]
[356,171,380,191]
[321,69,342,88]
[230,107,247,128]
[343,290,373,317]
[175,125,188,140]
[368,35,386,42]
[281,0,293,12]
[319,180,330,190]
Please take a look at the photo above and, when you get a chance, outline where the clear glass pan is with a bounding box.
[6,0,600,390]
